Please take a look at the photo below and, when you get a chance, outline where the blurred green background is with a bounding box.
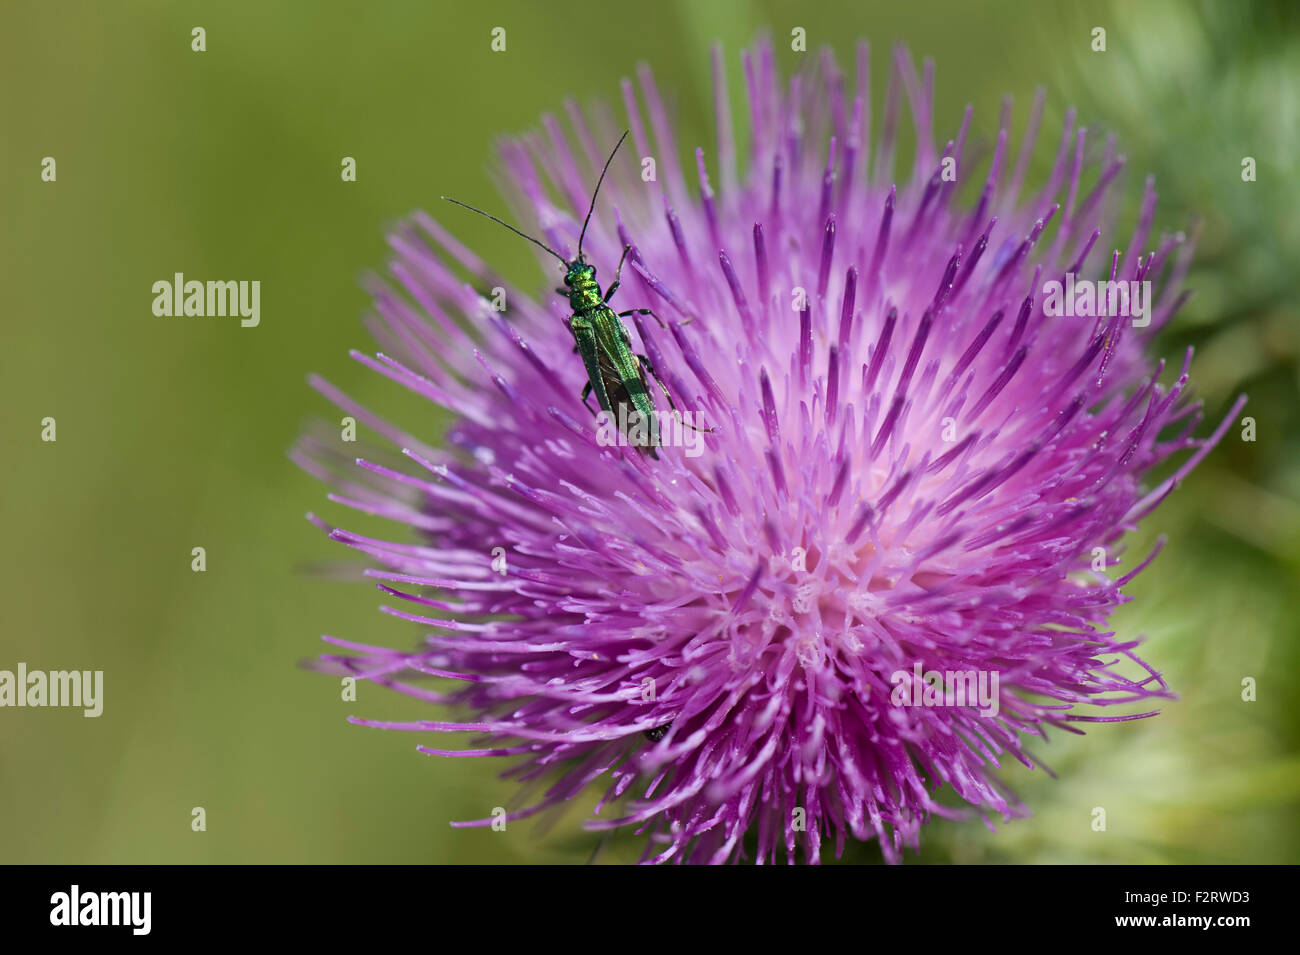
[2,0,1296,864]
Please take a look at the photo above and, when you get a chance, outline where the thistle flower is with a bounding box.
[297,38,1244,863]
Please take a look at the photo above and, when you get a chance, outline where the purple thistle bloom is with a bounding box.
[298,39,1245,863]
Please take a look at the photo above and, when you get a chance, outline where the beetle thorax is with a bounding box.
[565,263,603,310]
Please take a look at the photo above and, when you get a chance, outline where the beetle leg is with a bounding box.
[580,380,598,417]
[603,245,633,302]
[636,354,717,434]
[625,309,698,327]
[618,307,668,329]
[679,416,717,433]
[635,354,676,408]
[622,308,695,330]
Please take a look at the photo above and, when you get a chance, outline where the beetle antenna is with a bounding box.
[576,130,629,262]
[441,197,568,266]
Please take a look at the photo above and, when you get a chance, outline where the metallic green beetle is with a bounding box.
[444,132,705,456]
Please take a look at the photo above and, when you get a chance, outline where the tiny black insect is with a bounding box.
[643,723,672,742]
